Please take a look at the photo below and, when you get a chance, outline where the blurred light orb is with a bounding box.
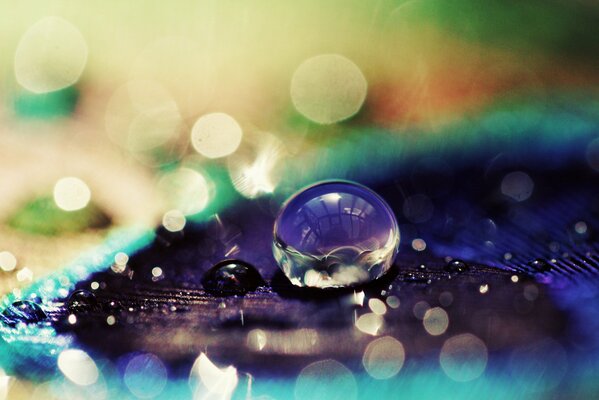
[273,181,400,288]
[501,171,534,202]
[191,113,243,158]
[16,267,33,282]
[124,353,167,399]
[439,291,454,307]
[412,300,430,320]
[15,16,88,93]
[0,251,17,272]
[355,312,384,336]
[53,177,91,211]
[362,336,405,379]
[295,359,357,400]
[423,307,449,336]
[151,267,163,278]
[411,238,426,251]
[57,349,99,386]
[162,209,186,232]
[105,80,182,152]
[368,298,387,315]
[574,221,588,235]
[247,329,268,351]
[189,353,238,400]
[114,252,129,266]
[386,295,400,309]
[228,134,286,199]
[0,369,9,400]
[158,168,210,215]
[290,54,367,124]
[439,333,488,382]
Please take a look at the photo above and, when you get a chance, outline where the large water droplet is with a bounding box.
[202,260,264,295]
[273,181,399,288]
[1,300,47,326]
[67,289,99,314]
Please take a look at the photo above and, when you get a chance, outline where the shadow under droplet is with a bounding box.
[269,264,399,301]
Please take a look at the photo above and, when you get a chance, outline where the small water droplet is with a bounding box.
[444,260,469,273]
[67,289,99,314]
[528,258,551,272]
[404,272,429,283]
[1,300,47,326]
[202,260,264,295]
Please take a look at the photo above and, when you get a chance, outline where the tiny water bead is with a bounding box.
[67,289,99,314]
[444,259,469,273]
[201,260,265,295]
[1,300,47,326]
[528,258,552,272]
[273,181,400,288]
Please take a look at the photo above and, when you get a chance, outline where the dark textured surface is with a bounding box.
[53,144,598,377]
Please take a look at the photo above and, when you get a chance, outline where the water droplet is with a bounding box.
[444,260,469,273]
[528,258,551,272]
[67,289,99,314]
[1,300,46,326]
[273,181,399,288]
[404,272,429,283]
[202,260,264,295]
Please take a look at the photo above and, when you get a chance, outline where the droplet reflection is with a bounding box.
[273,181,399,288]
